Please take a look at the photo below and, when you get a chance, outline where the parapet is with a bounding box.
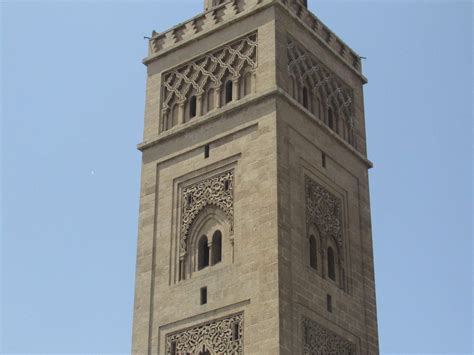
[146,0,362,74]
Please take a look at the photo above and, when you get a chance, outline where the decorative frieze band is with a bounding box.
[305,176,343,248]
[166,313,243,355]
[303,317,356,355]
[181,171,234,255]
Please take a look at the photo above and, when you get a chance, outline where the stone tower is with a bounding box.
[132,0,379,354]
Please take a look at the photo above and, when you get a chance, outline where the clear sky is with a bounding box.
[1,0,472,354]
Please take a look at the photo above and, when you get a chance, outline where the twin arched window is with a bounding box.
[197,230,223,271]
[308,230,340,286]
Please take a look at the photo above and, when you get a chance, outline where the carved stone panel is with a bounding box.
[166,313,243,355]
[305,176,343,248]
[287,36,355,145]
[303,317,356,355]
[162,33,257,112]
[181,171,234,255]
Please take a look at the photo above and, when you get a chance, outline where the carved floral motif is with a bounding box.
[166,313,243,355]
[181,171,234,254]
[305,176,343,248]
[303,317,356,355]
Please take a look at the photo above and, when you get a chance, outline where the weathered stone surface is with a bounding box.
[132,1,379,354]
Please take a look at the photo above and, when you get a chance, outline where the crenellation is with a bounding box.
[147,1,362,74]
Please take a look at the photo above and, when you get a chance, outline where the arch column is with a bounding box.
[161,108,169,132]
[214,85,222,109]
[196,94,203,117]
[207,240,213,266]
[232,78,239,102]
[178,102,185,124]
[251,69,257,94]
[321,236,327,279]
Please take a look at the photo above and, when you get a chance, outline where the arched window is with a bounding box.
[212,230,222,265]
[198,235,209,270]
[309,235,317,269]
[189,95,197,118]
[327,247,336,281]
[327,107,334,130]
[302,87,309,109]
[225,80,233,104]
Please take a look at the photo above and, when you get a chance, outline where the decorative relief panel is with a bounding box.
[161,32,257,129]
[305,176,343,248]
[287,37,355,146]
[166,313,243,355]
[303,317,356,355]
[181,171,234,255]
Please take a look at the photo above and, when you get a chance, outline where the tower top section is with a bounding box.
[147,0,362,75]
[205,0,307,10]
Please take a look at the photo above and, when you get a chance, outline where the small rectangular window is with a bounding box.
[200,287,207,305]
[204,144,210,159]
[327,294,333,313]
[322,152,327,168]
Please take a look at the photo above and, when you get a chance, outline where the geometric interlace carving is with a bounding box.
[181,171,234,255]
[305,176,343,249]
[162,33,257,111]
[303,317,356,355]
[287,37,355,145]
[166,313,243,355]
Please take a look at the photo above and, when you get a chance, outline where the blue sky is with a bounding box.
[1,0,472,354]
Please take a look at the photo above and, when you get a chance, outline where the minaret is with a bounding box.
[132,0,379,354]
